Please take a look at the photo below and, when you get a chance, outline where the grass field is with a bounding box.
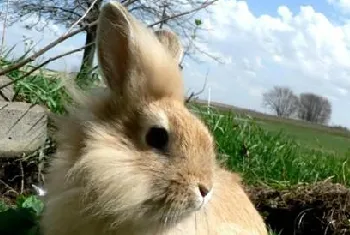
[189,104,350,188]
[194,99,350,156]
[259,120,350,155]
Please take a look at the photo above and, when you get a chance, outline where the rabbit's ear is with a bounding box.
[97,2,184,105]
[154,30,184,65]
[96,2,131,97]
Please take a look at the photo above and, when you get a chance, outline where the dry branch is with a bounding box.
[185,69,209,103]
[0,0,10,56]
[147,0,218,28]
[0,21,97,77]
[66,0,99,33]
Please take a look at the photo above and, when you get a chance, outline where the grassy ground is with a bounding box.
[259,120,350,155]
[194,99,350,156]
[190,104,350,188]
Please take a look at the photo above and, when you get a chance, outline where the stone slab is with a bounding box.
[0,101,47,157]
[0,75,15,101]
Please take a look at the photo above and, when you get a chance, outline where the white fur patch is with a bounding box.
[203,188,213,206]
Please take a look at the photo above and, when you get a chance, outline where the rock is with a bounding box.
[0,101,47,157]
[0,75,15,101]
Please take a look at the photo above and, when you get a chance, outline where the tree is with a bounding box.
[262,86,299,118]
[298,92,332,125]
[6,0,218,85]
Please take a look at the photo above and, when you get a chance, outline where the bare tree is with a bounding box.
[298,92,332,125]
[262,86,299,118]
[5,0,218,85]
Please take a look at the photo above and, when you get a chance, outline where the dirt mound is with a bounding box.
[247,181,350,235]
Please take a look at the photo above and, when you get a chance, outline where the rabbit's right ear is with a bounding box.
[154,30,184,65]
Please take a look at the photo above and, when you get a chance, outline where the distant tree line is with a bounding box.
[262,86,332,125]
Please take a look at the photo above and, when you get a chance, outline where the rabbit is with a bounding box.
[40,1,268,235]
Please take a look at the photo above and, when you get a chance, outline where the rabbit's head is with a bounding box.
[65,1,216,228]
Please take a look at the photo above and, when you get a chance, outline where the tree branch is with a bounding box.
[185,69,209,103]
[147,0,218,28]
[121,0,140,7]
[0,42,94,95]
[0,21,96,77]
[18,5,83,19]
[0,0,10,56]
[66,0,99,33]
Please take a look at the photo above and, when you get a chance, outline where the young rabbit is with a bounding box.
[40,1,268,235]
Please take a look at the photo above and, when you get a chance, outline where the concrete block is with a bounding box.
[0,75,15,101]
[0,101,47,157]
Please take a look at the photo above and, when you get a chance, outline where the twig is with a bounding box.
[0,179,19,196]
[76,0,88,11]
[0,21,97,77]
[0,0,10,56]
[19,159,24,194]
[66,0,99,34]
[121,0,140,7]
[148,0,218,28]
[0,42,93,94]
[37,148,45,184]
[185,69,209,103]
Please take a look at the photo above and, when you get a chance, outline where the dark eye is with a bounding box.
[146,126,169,151]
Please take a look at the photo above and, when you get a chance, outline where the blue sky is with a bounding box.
[2,0,350,127]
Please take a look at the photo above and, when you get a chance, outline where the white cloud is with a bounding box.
[182,0,350,127]
[328,0,350,13]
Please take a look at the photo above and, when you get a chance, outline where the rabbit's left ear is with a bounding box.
[154,30,184,65]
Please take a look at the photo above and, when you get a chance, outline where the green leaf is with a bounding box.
[0,200,9,212]
[16,194,27,208]
[195,19,202,26]
[22,196,44,216]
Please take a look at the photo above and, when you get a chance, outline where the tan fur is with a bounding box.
[40,2,268,235]
[154,30,184,64]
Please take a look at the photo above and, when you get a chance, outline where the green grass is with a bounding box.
[13,73,70,114]
[194,100,350,156]
[257,119,350,156]
[0,59,70,115]
[190,104,350,188]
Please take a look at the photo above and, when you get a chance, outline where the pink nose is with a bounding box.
[198,184,210,198]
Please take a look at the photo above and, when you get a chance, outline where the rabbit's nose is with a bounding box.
[198,184,210,198]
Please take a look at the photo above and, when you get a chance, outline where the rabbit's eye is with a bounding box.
[146,126,169,151]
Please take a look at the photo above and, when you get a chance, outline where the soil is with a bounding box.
[0,138,55,204]
[246,182,350,235]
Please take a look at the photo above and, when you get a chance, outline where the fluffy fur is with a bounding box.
[40,2,268,235]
